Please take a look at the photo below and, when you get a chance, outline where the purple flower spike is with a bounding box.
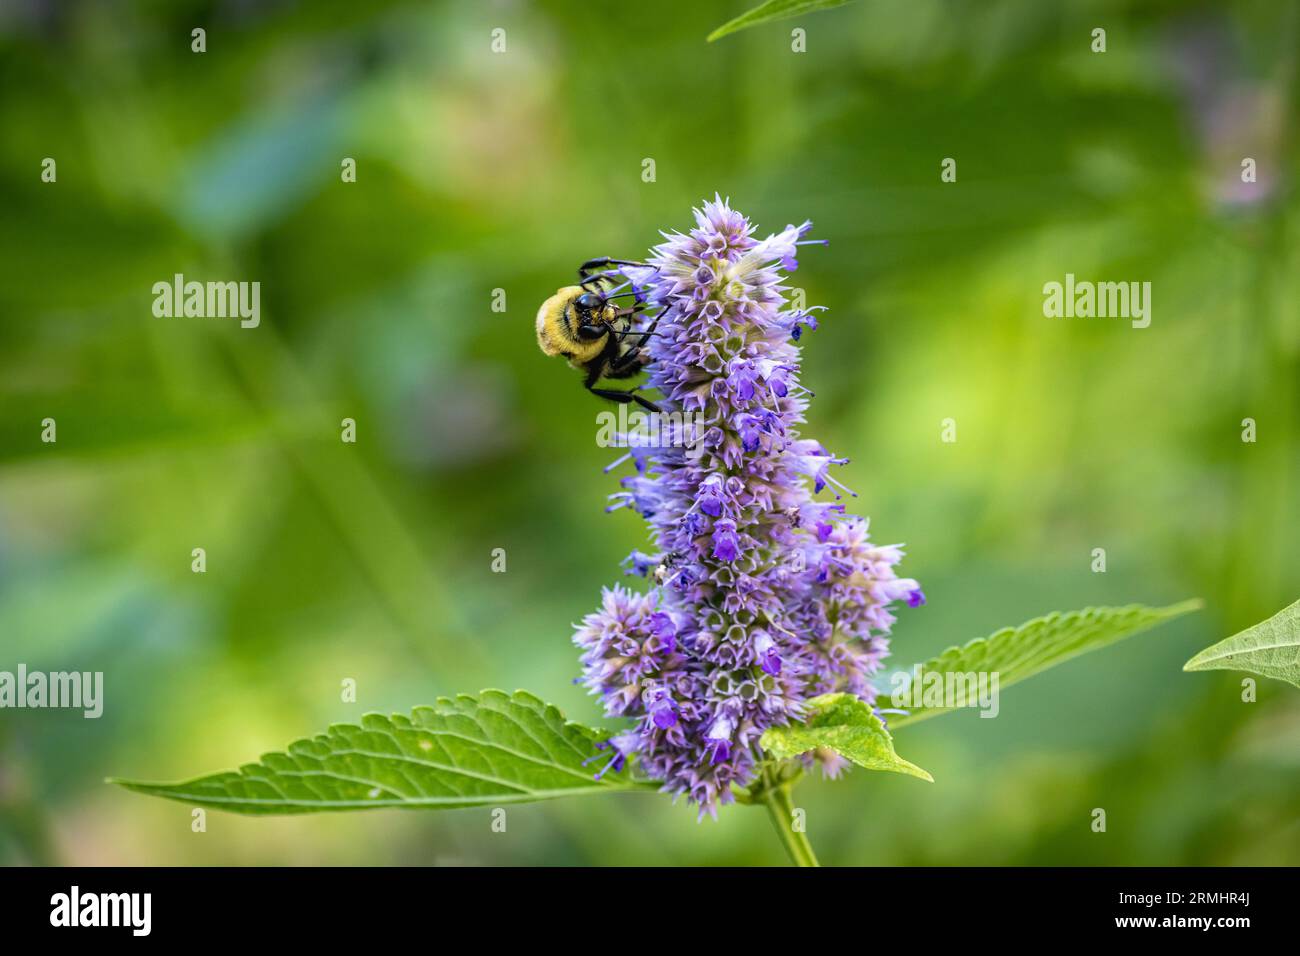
[697,475,725,517]
[649,611,678,653]
[647,687,679,729]
[711,519,740,562]
[705,715,734,765]
[571,198,922,815]
[754,631,782,676]
[586,731,638,780]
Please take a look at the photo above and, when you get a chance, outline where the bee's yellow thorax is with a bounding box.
[536,286,606,364]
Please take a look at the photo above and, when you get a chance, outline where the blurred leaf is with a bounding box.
[175,94,347,241]
[1184,599,1300,688]
[707,0,853,42]
[111,690,656,814]
[890,601,1203,728]
[761,693,933,781]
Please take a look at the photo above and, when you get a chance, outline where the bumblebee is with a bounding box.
[536,257,662,412]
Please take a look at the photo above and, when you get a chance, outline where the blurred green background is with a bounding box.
[1,0,1297,866]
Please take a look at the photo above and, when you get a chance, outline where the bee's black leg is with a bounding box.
[606,314,661,356]
[588,384,661,414]
[604,356,647,379]
[626,313,661,350]
[578,258,652,290]
[579,271,627,291]
[605,336,652,376]
[584,357,660,413]
[578,257,648,282]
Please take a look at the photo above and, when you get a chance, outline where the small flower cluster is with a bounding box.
[574,198,922,816]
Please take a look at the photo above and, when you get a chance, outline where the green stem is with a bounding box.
[760,780,820,867]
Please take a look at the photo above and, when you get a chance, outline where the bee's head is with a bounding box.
[572,291,607,324]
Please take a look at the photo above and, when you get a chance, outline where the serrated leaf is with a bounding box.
[761,693,933,782]
[111,690,657,814]
[888,600,1202,729]
[707,0,854,42]
[1184,598,1300,688]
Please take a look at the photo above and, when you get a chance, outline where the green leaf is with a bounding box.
[760,693,933,782]
[110,690,657,814]
[1184,599,1300,688]
[888,600,1203,729]
[707,0,854,42]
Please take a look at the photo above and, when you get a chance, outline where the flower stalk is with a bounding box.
[573,197,923,820]
[748,761,820,866]
[761,778,819,867]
